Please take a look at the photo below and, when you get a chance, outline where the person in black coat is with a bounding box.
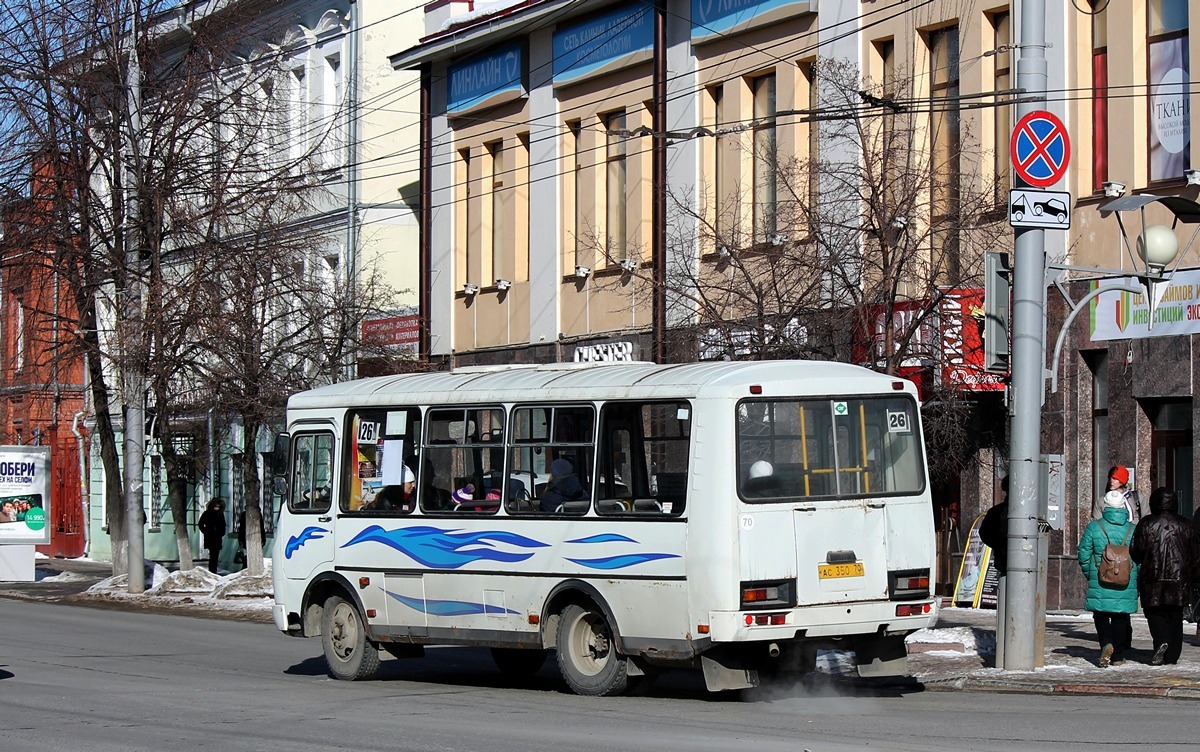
[197,498,227,572]
[540,458,587,513]
[1130,487,1200,665]
[978,476,1010,575]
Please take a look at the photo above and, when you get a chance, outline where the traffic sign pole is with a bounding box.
[1005,0,1051,671]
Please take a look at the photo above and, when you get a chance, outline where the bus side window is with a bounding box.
[509,404,594,515]
[597,401,689,516]
[290,433,334,513]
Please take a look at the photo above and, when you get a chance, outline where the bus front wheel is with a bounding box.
[555,603,629,696]
[321,595,381,681]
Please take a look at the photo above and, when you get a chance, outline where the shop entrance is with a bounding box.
[1148,400,1193,518]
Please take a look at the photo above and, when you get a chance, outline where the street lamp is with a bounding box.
[1138,224,1180,272]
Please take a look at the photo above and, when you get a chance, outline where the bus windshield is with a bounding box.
[736,396,924,500]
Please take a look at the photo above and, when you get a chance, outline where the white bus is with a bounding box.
[272,360,937,695]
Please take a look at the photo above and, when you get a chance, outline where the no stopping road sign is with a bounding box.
[1010,110,1070,188]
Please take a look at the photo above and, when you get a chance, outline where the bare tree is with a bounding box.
[0,0,386,578]
[610,58,1009,484]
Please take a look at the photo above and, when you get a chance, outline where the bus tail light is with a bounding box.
[888,569,931,600]
[745,612,788,626]
[740,579,796,609]
[895,603,932,617]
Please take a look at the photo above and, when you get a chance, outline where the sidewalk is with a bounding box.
[6,558,1200,699]
[905,605,1200,700]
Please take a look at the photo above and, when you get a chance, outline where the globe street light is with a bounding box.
[1137,224,1180,273]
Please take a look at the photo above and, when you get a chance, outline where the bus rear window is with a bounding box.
[736,397,924,500]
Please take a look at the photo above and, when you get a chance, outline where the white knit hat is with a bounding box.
[1104,490,1127,508]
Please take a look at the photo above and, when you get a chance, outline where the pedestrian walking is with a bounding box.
[197,498,227,572]
[1078,490,1139,667]
[1130,487,1200,665]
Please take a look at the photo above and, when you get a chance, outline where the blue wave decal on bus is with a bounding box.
[385,590,520,617]
[284,526,329,559]
[342,525,549,568]
[566,552,680,570]
[566,533,638,544]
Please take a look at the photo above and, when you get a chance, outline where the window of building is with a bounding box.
[457,147,472,289]
[289,66,308,163]
[1147,0,1190,182]
[990,11,1011,201]
[929,25,961,284]
[1091,1,1109,192]
[149,454,163,530]
[708,84,727,244]
[752,73,777,243]
[568,120,584,267]
[800,61,817,228]
[1085,350,1109,502]
[516,132,531,282]
[15,299,24,372]
[488,139,506,285]
[604,110,628,264]
[321,53,343,169]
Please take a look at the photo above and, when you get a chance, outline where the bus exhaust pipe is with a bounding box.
[768,643,781,658]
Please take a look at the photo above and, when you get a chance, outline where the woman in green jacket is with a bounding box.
[1078,490,1140,667]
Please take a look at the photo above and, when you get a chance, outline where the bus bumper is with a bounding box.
[706,599,939,643]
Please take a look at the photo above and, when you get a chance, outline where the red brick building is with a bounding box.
[0,156,87,557]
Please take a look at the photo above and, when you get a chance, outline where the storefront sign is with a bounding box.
[553,6,653,86]
[691,0,812,44]
[448,43,524,115]
[1089,269,1200,341]
[1149,35,1190,181]
[574,341,635,362]
[362,314,420,349]
[0,446,51,545]
[940,289,1005,392]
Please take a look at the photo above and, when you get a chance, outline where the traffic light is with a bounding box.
[984,251,1011,374]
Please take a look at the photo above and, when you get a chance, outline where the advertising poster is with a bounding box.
[1149,35,1190,181]
[953,513,993,608]
[1089,269,1200,342]
[0,446,51,545]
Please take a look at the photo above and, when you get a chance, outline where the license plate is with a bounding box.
[818,562,864,579]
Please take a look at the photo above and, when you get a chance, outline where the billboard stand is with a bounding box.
[0,545,35,582]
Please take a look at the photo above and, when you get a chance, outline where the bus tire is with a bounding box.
[321,595,381,681]
[555,603,629,696]
[491,647,547,677]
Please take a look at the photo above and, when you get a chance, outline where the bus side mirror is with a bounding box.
[271,434,290,496]
[272,433,290,471]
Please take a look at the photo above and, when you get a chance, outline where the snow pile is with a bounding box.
[440,0,524,32]
[213,559,272,599]
[147,567,223,595]
[37,570,95,584]
[906,625,992,656]
[88,562,173,592]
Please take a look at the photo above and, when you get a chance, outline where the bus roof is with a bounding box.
[287,360,916,411]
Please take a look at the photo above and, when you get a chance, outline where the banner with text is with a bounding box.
[1088,270,1200,342]
[0,446,51,545]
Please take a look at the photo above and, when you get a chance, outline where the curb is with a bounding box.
[919,675,1200,700]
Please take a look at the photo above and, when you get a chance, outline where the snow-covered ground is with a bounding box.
[79,560,274,620]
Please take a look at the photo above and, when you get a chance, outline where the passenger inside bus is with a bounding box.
[361,466,416,513]
[743,460,786,498]
[540,457,588,512]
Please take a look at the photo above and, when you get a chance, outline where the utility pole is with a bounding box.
[1004,0,1047,669]
[124,6,146,593]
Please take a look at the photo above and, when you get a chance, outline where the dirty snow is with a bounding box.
[81,561,274,618]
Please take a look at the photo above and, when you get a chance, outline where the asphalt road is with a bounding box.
[1,599,1196,752]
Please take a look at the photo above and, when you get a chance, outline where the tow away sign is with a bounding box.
[1008,188,1071,230]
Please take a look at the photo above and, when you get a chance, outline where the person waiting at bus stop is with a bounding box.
[540,457,586,512]
[197,498,227,572]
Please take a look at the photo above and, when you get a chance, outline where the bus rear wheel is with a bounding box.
[491,647,547,677]
[555,603,629,696]
[321,595,381,681]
